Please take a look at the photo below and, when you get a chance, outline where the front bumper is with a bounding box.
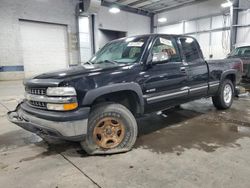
[7,102,90,141]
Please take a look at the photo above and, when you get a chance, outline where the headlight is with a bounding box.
[46,87,78,111]
[47,103,78,111]
[46,87,76,96]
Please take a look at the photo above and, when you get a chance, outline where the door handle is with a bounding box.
[180,67,186,73]
[180,86,190,91]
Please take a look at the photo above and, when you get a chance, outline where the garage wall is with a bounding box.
[155,0,250,60]
[155,0,231,60]
[156,14,231,60]
[236,10,250,47]
[240,0,250,8]
[0,0,79,80]
[94,6,151,50]
[155,0,225,25]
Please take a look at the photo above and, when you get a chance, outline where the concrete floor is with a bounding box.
[1,81,250,188]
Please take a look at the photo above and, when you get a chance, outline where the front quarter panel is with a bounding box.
[82,82,144,114]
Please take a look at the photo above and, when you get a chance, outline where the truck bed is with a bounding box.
[207,58,243,84]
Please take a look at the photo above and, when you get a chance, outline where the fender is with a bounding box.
[82,82,144,114]
[220,69,237,83]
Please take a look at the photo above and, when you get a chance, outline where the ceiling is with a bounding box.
[103,0,209,13]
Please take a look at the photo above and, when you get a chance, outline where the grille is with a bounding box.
[26,87,46,95]
[28,100,47,109]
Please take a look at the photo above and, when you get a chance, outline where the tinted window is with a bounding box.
[230,46,250,57]
[180,37,201,62]
[151,36,181,63]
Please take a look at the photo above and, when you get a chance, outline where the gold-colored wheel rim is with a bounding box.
[93,117,125,149]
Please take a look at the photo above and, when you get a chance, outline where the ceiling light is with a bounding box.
[221,1,233,8]
[158,17,167,23]
[109,7,120,14]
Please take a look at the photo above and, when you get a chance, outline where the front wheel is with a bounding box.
[81,103,138,155]
[212,79,234,110]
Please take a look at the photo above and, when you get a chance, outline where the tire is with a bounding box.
[81,103,138,155]
[212,79,234,110]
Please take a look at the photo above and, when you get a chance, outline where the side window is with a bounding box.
[128,47,141,59]
[151,37,181,63]
[179,37,201,62]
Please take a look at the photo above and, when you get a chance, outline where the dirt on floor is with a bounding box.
[1,81,250,188]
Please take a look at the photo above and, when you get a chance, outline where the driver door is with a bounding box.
[142,36,189,113]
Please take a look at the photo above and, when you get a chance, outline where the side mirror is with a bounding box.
[152,52,170,64]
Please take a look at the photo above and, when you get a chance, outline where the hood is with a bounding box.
[24,63,137,89]
[33,64,127,80]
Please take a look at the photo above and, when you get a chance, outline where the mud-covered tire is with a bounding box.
[212,79,234,110]
[81,103,138,155]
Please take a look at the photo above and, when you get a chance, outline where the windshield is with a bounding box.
[88,36,149,65]
[230,46,250,57]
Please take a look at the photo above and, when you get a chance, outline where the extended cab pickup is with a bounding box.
[8,34,242,155]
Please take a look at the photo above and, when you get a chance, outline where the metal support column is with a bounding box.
[150,14,155,33]
[91,14,96,54]
[230,0,239,51]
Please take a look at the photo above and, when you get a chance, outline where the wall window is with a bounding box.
[156,15,231,59]
[79,16,92,63]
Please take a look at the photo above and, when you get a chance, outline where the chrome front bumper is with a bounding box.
[8,103,90,141]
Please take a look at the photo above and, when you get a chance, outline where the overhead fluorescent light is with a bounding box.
[158,17,167,23]
[109,7,120,14]
[221,1,233,8]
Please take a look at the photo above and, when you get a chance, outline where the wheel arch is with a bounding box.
[220,69,237,86]
[82,83,144,115]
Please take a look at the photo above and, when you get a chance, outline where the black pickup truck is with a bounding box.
[8,34,242,155]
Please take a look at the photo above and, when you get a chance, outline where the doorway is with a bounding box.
[98,29,127,49]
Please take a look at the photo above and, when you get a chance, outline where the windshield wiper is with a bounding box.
[82,61,94,66]
[104,60,119,65]
[93,60,119,65]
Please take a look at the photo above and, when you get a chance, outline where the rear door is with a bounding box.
[142,36,189,112]
[178,37,209,98]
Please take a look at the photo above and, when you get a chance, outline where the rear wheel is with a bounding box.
[81,103,138,155]
[212,79,234,110]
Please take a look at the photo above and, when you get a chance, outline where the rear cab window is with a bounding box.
[179,37,203,62]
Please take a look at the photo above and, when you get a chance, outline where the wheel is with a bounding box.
[212,79,234,110]
[81,103,138,155]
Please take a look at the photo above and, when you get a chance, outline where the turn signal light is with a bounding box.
[63,103,78,111]
[47,102,78,111]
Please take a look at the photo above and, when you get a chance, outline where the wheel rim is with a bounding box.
[93,117,125,149]
[223,84,232,104]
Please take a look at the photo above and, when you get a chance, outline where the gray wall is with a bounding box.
[94,6,151,51]
[240,0,250,8]
[154,0,250,59]
[0,0,79,80]
[155,0,225,25]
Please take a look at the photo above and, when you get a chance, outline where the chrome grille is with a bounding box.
[26,87,46,95]
[26,87,47,109]
[28,100,47,109]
